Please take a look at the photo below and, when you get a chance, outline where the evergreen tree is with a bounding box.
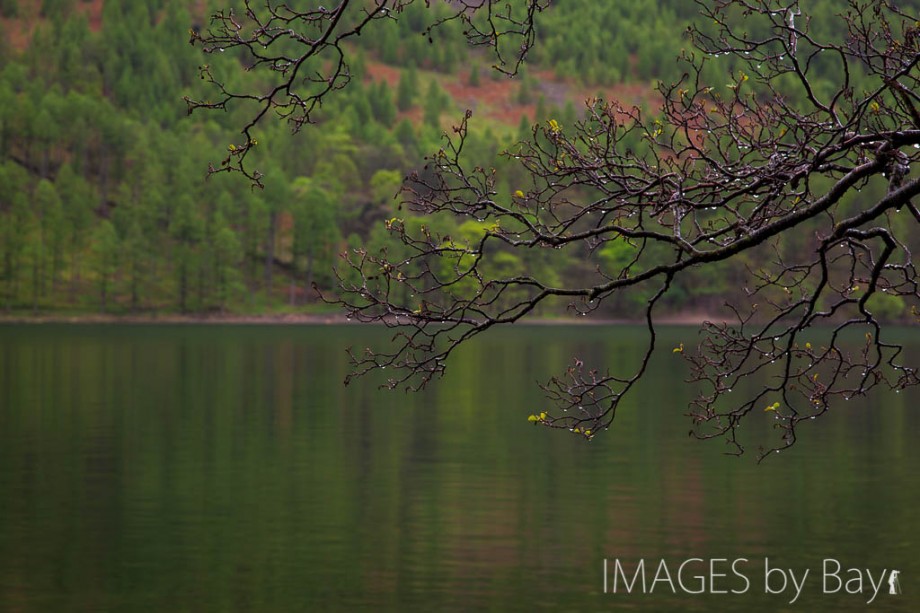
[468,64,481,88]
[423,80,447,129]
[55,163,96,302]
[39,180,66,295]
[0,185,29,310]
[260,166,292,299]
[372,81,397,127]
[244,192,269,293]
[0,73,13,155]
[41,0,74,18]
[394,119,419,160]
[212,212,244,311]
[168,195,202,312]
[290,178,340,304]
[0,0,18,18]
[89,220,119,312]
[396,68,416,112]
[517,74,535,105]
[517,114,531,143]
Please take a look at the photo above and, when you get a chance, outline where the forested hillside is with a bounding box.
[0,0,912,320]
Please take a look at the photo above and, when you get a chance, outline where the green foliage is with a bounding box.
[517,73,535,105]
[598,238,637,275]
[290,178,341,302]
[41,0,74,18]
[468,64,481,88]
[0,0,17,18]
[212,213,245,310]
[396,66,417,112]
[394,119,419,159]
[370,169,403,207]
[370,80,397,127]
[423,80,448,129]
[0,0,910,321]
[89,220,119,312]
[866,293,906,320]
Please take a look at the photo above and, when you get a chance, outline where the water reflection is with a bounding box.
[0,324,917,611]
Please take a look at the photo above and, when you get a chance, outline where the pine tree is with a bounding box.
[0,0,18,18]
[260,166,292,300]
[423,80,446,129]
[468,64,481,87]
[290,178,340,304]
[212,213,244,311]
[394,119,419,159]
[1,185,29,310]
[169,195,202,312]
[372,81,397,127]
[397,68,416,112]
[90,220,119,313]
[55,163,96,303]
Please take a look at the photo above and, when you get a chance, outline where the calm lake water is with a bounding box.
[0,324,917,611]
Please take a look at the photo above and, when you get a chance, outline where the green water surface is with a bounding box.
[0,324,917,611]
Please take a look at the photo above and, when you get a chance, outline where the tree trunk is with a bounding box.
[179,264,188,313]
[264,211,276,294]
[31,255,39,315]
[5,250,13,312]
[69,234,79,304]
[197,261,205,312]
[130,259,139,312]
[305,250,315,304]
[51,245,60,294]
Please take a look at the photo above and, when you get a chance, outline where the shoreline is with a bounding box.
[0,310,721,326]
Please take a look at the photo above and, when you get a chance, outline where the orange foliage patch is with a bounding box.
[1,0,104,52]
[364,57,662,130]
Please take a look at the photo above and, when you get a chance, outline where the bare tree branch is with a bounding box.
[196,0,920,459]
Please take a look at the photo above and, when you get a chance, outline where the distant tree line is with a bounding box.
[0,0,912,324]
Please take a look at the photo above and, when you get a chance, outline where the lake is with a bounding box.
[0,324,917,611]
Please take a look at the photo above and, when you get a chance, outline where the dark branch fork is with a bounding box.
[186,0,547,186]
[194,0,920,459]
